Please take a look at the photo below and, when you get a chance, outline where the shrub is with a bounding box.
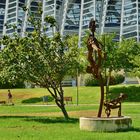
[114,74,125,84]
[0,80,25,89]
[85,74,125,86]
[85,76,100,86]
[109,86,140,102]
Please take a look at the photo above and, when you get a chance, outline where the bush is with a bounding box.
[109,74,125,85]
[85,76,100,86]
[85,74,125,86]
[0,80,25,89]
[109,86,140,102]
[114,74,125,84]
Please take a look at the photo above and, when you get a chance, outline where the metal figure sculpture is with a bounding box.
[86,19,105,117]
[104,93,127,117]
[86,19,105,79]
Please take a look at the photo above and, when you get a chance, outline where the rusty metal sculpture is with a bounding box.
[86,19,104,78]
[86,19,105,117]
[86,19,127,118]
[104,93,127,117]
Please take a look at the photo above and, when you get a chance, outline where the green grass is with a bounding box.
[0,86,101,105]
[0,105,140,140]
[0,85,140,139]
[0,105,99,115]
[0,88,49,104]
[0,85,139,105]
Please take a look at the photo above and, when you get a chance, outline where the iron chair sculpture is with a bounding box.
[104,93,127,117]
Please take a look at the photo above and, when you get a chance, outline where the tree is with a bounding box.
[98,34,140,97]
[98,33,118,96]
[117,38,140,72]
[124,41,140,77]
[132,55,140,77]
[63,34,86,77]
[0,5,82,120]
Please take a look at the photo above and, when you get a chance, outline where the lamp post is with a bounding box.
[76,68,79,106]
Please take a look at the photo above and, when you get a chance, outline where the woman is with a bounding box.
[8,89,14,105]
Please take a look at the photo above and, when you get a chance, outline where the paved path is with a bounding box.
[18,103,140,107]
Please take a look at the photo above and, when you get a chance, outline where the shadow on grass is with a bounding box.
[0,116,140,132]
[0,116,78,124]
[22,96,54,104]
[99,127,140,133]
[116,127,140,132]
[109,86,140,102]
[22,97,42,103]
[24,117,78,124]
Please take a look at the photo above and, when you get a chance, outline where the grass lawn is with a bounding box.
[1,84,140,105]
[0,105,140,140]
[0,85,140,140]
[0,86,101,105]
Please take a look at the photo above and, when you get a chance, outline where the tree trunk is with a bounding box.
[46,86,69,120]
[55,99,69,120]
[97,76,104,117]
[60,104,69,120]
[106,69,112,98]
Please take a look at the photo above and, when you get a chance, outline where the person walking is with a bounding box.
[8,89,14,105]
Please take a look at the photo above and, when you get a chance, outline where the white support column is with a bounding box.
[16,0,19,33]
[136,0,139,42]
[60,0,68,36]
[53,0,57,33]
[93,0,96,20]
[120,0,124,42]
[54,0,56,18]
[22,0,31,37]
[100,0,108,34]
[78,0,84,47]
[3,0,9,35]
[41,0,45,33]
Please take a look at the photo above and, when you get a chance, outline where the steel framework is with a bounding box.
[0,0,140,42]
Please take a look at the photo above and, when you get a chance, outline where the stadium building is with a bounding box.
[0,0,140,43]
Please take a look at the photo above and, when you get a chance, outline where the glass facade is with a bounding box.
[0,0,5,37]
[1,0,140,42]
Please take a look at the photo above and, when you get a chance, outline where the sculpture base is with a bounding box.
[80,116,132,132]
